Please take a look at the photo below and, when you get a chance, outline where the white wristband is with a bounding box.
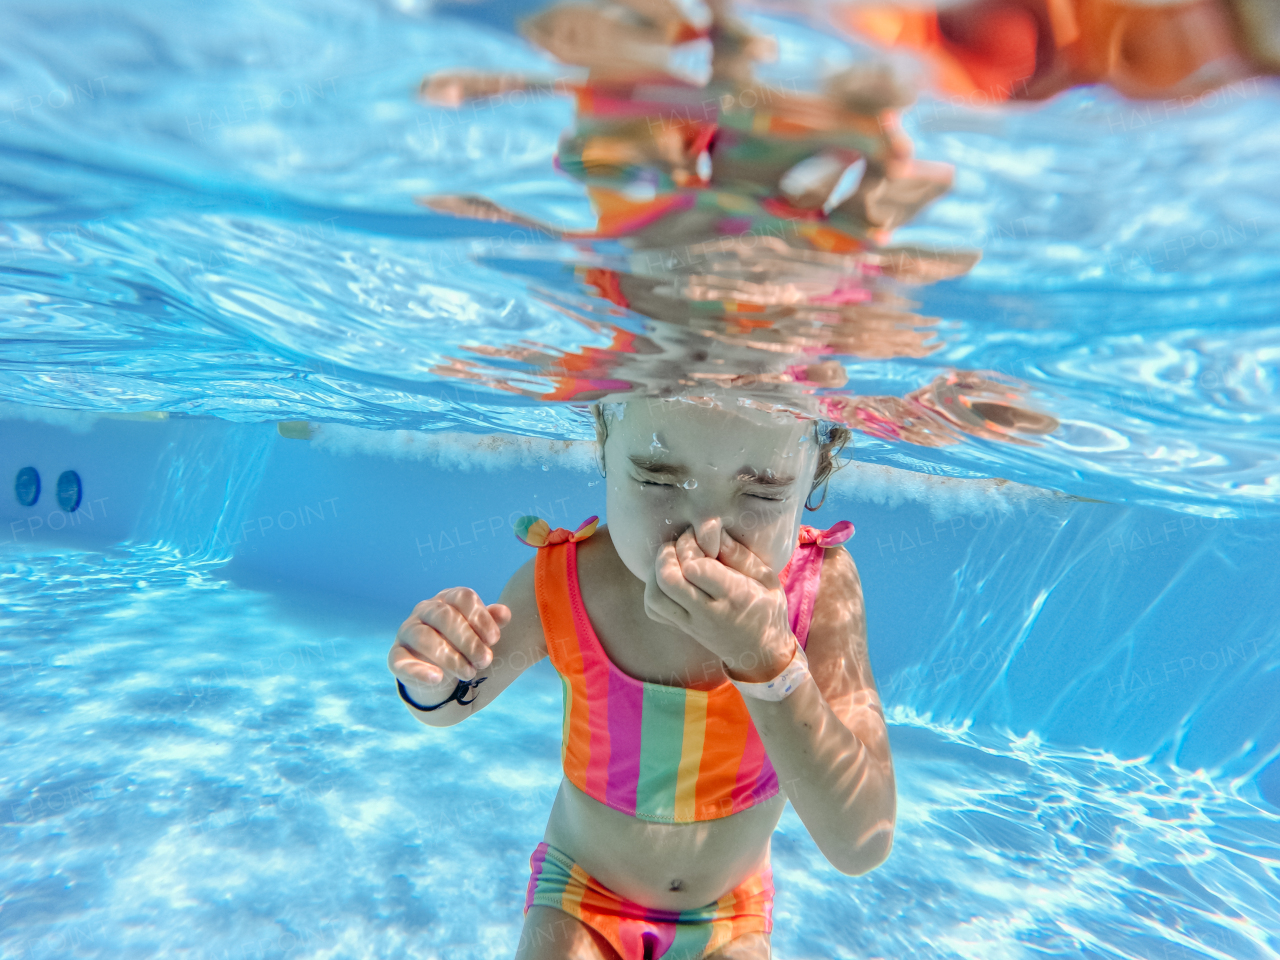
[730,641,810,702]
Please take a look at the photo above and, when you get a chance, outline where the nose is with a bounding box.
[652,497,722,549]
[652,481,750,553]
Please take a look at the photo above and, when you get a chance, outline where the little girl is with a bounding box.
[388,396,896,959]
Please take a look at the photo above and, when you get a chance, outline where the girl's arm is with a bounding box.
[745,545,896,875]
[652,530,895,876]
[387,555,547,728]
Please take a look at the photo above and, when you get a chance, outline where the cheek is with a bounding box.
[723,501,801,569]
[606,483,674,572]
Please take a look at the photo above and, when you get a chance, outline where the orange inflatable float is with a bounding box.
[841,0,1278,102]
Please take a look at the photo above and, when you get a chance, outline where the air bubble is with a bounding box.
[542,464,549,471]
[682,479,698,490]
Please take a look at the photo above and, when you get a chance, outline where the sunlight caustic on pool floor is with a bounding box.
[3,545,1275,960]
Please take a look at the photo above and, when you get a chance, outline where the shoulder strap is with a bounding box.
[780,521,855,649]
[534,542,580,672]
[522,516,600,672]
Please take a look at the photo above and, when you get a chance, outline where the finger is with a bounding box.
[399,619,482,681]
[678,554,734,600]
[717,532,778,586]
[655,540,709,607]
[422,599,496,670]
[675,527,704,563]
[644,572,692,632]
[487,603,513,629]
[388,641,445,687]
[438,586,504,645]
[692,517,722,561]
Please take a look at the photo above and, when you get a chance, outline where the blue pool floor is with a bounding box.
[2,543,1278,960]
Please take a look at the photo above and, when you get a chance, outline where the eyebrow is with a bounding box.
[628,456,685,475]
[736,467,796,487]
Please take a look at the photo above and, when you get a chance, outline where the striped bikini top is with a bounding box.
[526,517,855,824]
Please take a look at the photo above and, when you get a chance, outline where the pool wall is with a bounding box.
[4,414,1277,807]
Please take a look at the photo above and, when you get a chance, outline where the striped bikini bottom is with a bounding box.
[524,841,774,960]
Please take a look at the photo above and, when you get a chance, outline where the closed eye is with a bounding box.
[634,473,676,488]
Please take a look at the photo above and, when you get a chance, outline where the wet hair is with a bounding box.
[807,419,851,511]
[590,401,851,511]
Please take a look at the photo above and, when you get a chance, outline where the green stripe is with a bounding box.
[559,673,572,765]
[666,917,715,959]
[636,686,685,821]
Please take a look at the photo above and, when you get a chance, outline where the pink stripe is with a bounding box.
[756,757,779,804]
[627,926,677,960]
[525,842,550,912]
[567,545,613,799]
[604,668,643,814]
[731,724,768,813]
[760,863,776,928]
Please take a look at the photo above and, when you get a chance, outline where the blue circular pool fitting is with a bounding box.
[56,470,83,512]
[15,467,40,506]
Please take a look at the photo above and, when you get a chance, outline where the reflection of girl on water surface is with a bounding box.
[421,0,1059,450]
[389,395,892,958]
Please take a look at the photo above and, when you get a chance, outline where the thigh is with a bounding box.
[514,905,622,960]
[704,932,771,960]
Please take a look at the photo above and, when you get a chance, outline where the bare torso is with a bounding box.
[544,780,782,909]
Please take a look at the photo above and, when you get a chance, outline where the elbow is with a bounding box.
[826,831,894,877]
[408,705,469,728]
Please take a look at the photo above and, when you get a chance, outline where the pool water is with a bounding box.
[3,414,1277,959]
[3,538,1276,960]
[3,0,1280,957]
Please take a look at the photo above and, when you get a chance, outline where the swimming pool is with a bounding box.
[3,1,1279,958]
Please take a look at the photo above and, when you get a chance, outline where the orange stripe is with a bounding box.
[537,545,592,789]
[561,862,591,918]
[695,689,750,819]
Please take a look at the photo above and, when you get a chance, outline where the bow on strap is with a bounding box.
[797,520,855,547]
[514,515,599,548]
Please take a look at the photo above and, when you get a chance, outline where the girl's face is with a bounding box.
[601,400,820,581]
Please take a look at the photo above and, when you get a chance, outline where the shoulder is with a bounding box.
[813,543,864,626]
[805,544,873,697]
[574,525,625,591]
[577,523,615,558]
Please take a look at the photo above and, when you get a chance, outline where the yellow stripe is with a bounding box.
[562,863,591,918]
[706,885,739,951]
[673,693,707,822]
[559,673,572,766]
[705,917,736,955]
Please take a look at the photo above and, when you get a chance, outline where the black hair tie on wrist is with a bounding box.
[397,676,487,711]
